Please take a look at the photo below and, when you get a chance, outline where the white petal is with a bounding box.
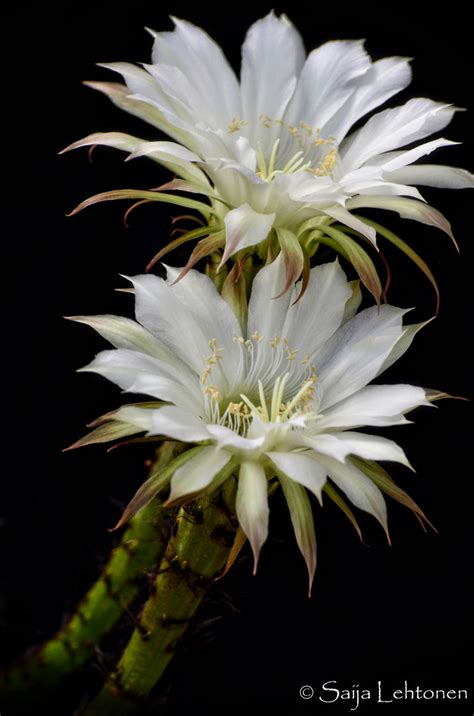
[99,61,174,109]
[308,431,412,468]
[99,62,197,145]
[286,173,349,207]
[376,138,458,172]
[164,266,242,379]
[221,203,275,264]
[62,131,143,155]
[68,315,176,363]
[247,253,292,339]
[126,140,208,185]
[63,132,206,184]
[241,12,305,153]
[236,461,269,573]
[324,206,377,245]
[345,196,454,241]
[149,17,240,127]
[315,384,431,431]
[265,451,326,503]
[149,405,210,442]
[377,319,432,376]
[340,176,424,201]
[114,405,155,431]
[168,445,232,502]
[201,158,264,208]
[285,40,370,132]
[317,454,389,536]
[79,349,201,412]
[385,164,474,189]
[206,423,265,453]
[127,274,211,373]
[143,62,224,134]
[324,57,412,141]
[316,305,407,408]
[341,99,458,171]
[283,260,352,354]
[342,280,362,324]
[84,80,192,146]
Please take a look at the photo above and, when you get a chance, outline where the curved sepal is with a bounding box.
[111,446,206,531]
[319,224,382,303]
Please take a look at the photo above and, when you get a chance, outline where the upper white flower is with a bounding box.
[71,257,433,591]
[65,11,474,282]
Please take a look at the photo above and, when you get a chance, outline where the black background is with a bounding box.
[1,1,473,714]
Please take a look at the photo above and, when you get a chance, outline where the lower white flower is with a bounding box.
[70,257,435,591]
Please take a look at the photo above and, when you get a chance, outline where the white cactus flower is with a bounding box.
[64,12,474,296]
[70,257,434,592]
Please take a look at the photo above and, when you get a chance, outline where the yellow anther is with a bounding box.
[251,330,264,342]
[270,335,280,348]
[227,401,243,415]
[310,147,338,177]
[205,385,220,402]
[228,118,247,134]
[258,113,272,128]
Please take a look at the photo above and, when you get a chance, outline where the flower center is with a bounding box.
[255,139,312,181]
[199,335,319,436]
[228,115,338,181]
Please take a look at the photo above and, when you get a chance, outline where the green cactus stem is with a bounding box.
[81,478,238,715]
[0,441,182,698]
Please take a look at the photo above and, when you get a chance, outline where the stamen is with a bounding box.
[258,113,272,128]
[201,329,320,436]
[311,147,338,176]
[280,378,316,419]
[200,339,224,385]
[205,385,220,402]
[228,118,247,134]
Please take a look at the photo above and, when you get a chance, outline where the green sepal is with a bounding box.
[275,227,305,296]
[350,457,435,532]
[146,224,222,272]
[171,231,225,282]
[111,446,206,530]
[323,482,364,542]
[68,189,215,220]
[221,261,248,333]
[352,215,441,313]
[318,224,382,303]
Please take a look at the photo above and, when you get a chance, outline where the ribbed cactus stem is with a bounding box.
[81,479,237,715]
